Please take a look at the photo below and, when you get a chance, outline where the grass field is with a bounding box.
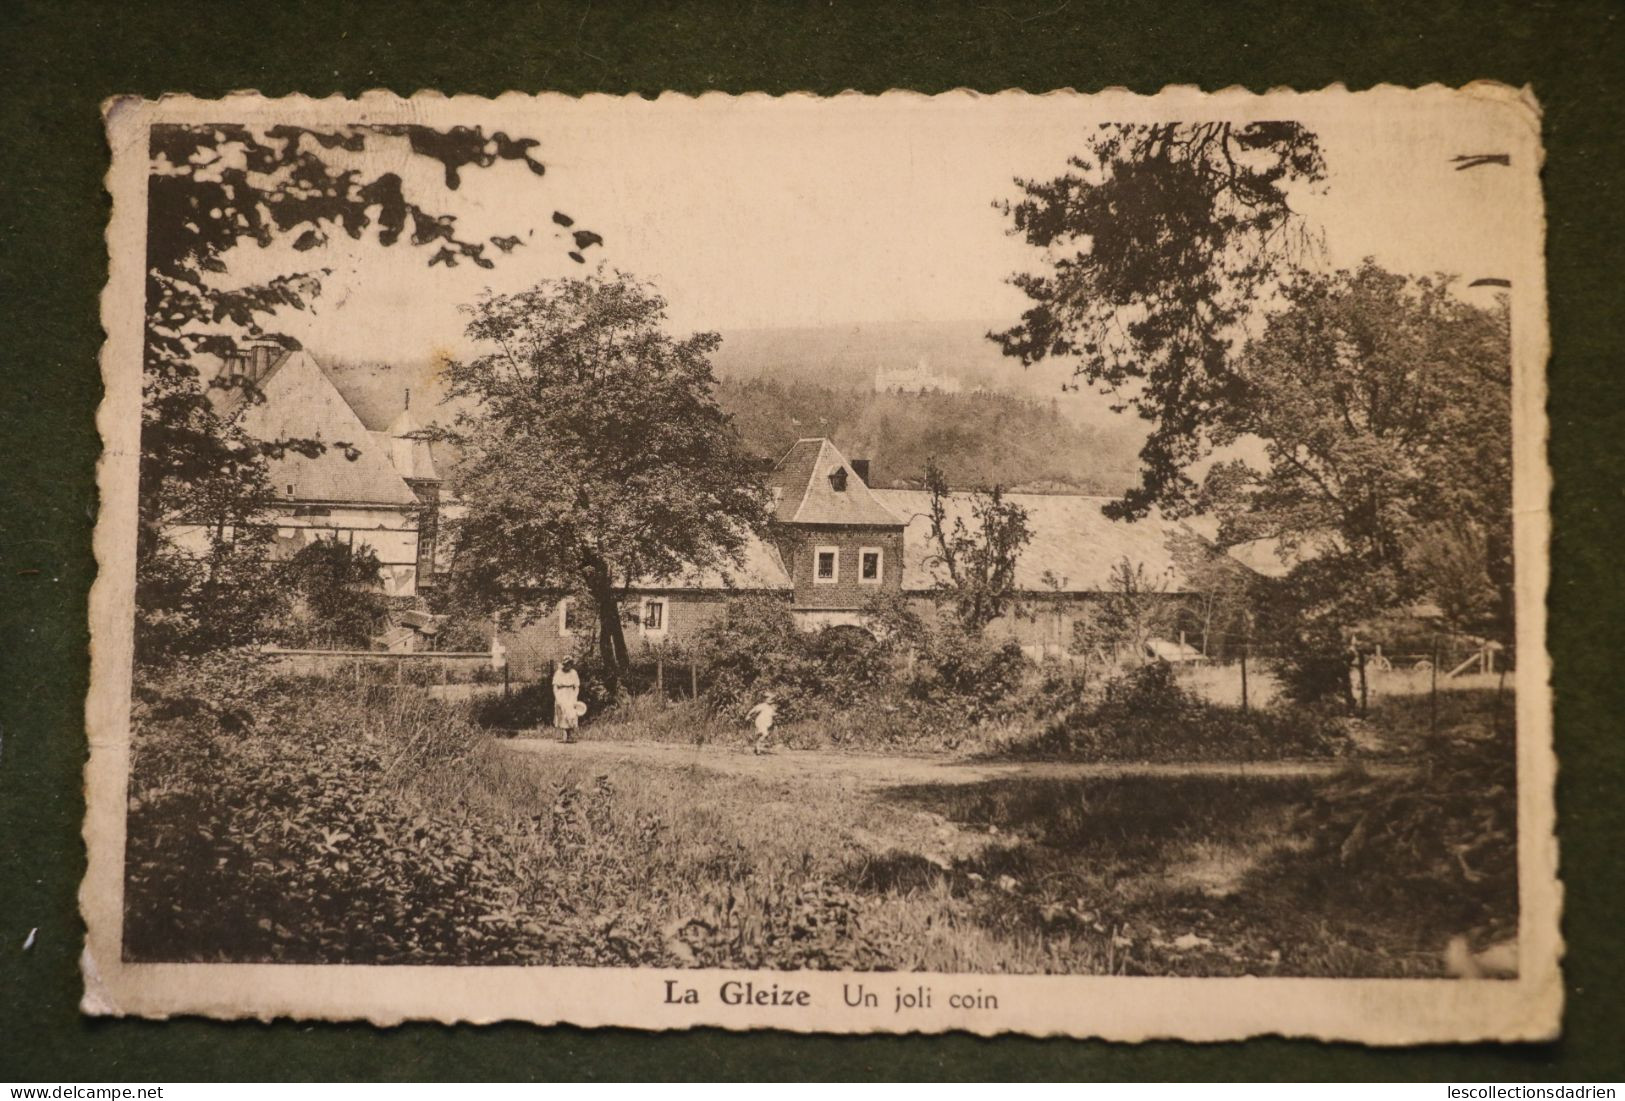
[124,668,1517,977]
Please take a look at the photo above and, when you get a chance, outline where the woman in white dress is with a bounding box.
[551,659,582,743]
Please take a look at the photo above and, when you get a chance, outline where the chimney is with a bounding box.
[240,340,280,383]
[850,458,871,485]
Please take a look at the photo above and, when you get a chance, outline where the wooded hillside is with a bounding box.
[717,377,1142,492]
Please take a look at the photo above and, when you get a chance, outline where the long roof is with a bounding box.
[870,488,1218,593]
[630,533,792,591]
[767,438,903,527]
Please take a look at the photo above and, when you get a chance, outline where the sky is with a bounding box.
[214,88,1540,368]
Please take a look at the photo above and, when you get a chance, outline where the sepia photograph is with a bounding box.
[83,86,1556,1040]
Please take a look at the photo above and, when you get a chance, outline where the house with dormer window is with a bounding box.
[201,350,1241,672]
[762,438,905,630]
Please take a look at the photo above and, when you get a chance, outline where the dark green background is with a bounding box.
[2,0,1620,1082]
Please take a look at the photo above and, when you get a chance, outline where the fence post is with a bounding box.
[656,655,665,704]
[1357,645,1368,718]
[1239,644,1249,714]
[1430,635,1440,736]
[503,662,511,699]
[690,660,698,700]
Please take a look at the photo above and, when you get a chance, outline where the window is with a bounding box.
[859,547,883,584]
[642,598,667,636]
[559,598,583,637]
[814,546,839,584]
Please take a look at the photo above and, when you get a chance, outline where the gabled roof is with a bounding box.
[767,438,903,527]
[231,350,419,506]
[871,488,1230,594]
[383,406,440,483]
[1225,533,1344,579]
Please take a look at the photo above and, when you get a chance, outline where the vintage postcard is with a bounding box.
[85,86,1558,1041]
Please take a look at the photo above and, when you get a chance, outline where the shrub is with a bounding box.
[272,538,390,649]
[1015,661,1353,762]
[909,626,1028,722]
[1276,724,1516,946]
[692,597,893,720]
[401,660,441,686]
[473,681,555,730]
[1278,651,1355,708]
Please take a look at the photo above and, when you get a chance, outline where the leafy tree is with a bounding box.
[1087,557,1175,666]
[1404,519,1501,637]
[921,458,1033,633]
[442,272,770,675]
[275,538,390,650]
[1200,262,1512,640]
[1167,529,1253,659]
[993,121,1326,519]
[136,503,286,660]
[137,120,591,664]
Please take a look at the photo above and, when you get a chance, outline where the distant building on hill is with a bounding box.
[874,358,962,395]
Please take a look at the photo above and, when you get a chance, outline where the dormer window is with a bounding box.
[828,466,848,492]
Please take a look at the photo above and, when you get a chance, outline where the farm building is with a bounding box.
[493,437,1237,674]
[188,350,1244,669]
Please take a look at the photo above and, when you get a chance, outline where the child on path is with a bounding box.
[745,692,778,756]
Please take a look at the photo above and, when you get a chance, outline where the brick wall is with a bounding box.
[774,524,904,610]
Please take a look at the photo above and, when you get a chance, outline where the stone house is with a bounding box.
[172,344,443,597]
[494,437,1225,674]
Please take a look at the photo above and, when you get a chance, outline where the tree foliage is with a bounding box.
[921,458,1033,633]
[275,538,390,650]
[1074,557,1175,666]
[1201,262,1512,640]
[442,272,770,673]
[1167,529,1253,659]
[138,121,588,665]
[993,121,1326,519]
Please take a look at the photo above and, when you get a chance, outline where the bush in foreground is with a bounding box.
[124,659,662,965]
[1011,662,1353,762]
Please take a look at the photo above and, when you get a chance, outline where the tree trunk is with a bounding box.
[593,588,630,673]
[584,557,631,674]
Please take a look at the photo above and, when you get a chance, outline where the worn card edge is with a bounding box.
[81,84,1561,1043]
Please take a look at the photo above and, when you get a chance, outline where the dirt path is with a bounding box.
[500,734,1399,788]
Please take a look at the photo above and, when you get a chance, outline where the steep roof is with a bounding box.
[231,350,419,506]
[383,406,440,482]
[767,438,903,527]
[631,532,793,591]
[871,488,1225,594]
